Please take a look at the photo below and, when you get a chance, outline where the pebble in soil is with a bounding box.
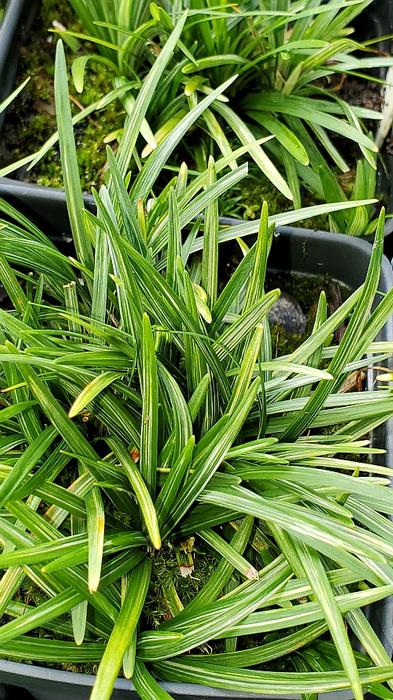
[268,293,307,336]
[220,244,349,356]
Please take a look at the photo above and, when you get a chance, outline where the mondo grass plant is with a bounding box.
[2,0,392,214]
[51,0,393,208]
[0,35,393,700]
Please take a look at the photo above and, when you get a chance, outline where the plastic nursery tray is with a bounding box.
[0,185,391,699]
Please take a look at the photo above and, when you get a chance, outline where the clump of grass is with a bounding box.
[3,0,390,221]
[54,0,392,213]
[0,29,392,700]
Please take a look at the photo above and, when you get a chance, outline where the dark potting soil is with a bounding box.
[341,76,384,114]
[336,73,392,206]
[221,239,350,356]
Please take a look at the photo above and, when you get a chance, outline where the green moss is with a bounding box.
[221,165,290,220]
[145,539,217,629]
[0,0,124,190]
[219,162,333,231]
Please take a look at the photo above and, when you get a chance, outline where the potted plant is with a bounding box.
[0,33,392,700]
[1,0,393,229]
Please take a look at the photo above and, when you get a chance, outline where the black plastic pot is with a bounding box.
[0,0,34,130]
[2,176,393,260]
[0,1,24,99]
[0,188,391,699]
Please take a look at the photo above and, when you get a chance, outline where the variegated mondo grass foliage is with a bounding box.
[2,0,390,217]
[0,35,393,700]
[1,1,388,236]
[53,0,393,210]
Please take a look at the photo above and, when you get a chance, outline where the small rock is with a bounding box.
[268,293,306,335]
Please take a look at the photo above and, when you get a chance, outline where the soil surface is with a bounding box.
[342,76,384,113]
[339,74,393,206]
